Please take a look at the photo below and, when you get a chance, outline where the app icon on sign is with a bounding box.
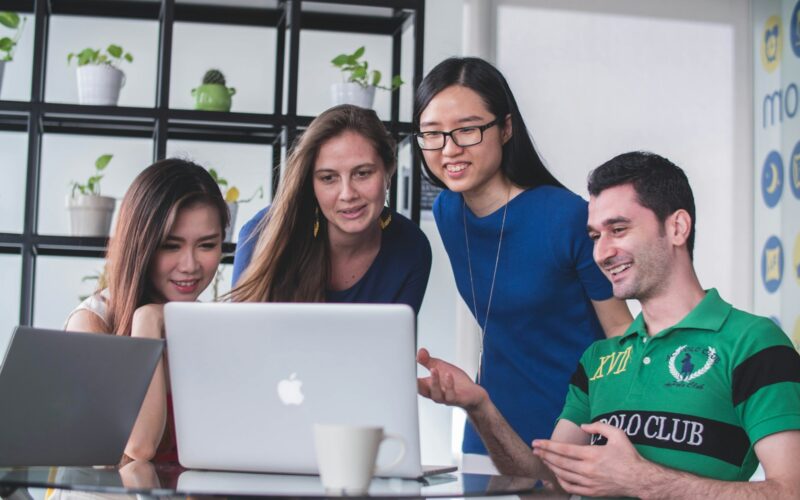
[761,236,784,293]
[792,147,800,199]
[762,15,783,72]
[762,150,784,208]
[791,1,800,57]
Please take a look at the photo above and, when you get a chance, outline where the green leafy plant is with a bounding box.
[71,154,113,197]
[0,11,26,62]
[67,44,133,68]
[209,168,263,203]
[331,46,403,91]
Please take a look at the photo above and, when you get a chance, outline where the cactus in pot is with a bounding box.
[192,69,236,112]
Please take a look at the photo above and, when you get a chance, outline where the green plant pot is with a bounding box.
[191,83,236,112]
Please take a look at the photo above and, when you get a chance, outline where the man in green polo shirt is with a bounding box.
[417,151,800,498]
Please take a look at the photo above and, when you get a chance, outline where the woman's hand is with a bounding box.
[131,304,165,339]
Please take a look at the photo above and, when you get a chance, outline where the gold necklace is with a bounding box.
[463,190,509,384]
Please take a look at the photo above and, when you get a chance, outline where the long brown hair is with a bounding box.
[232,105,396,303]
[104,159,229,336]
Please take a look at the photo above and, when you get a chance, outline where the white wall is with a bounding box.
[494,0,754,312]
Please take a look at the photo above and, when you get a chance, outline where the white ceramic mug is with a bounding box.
[313,423,406,494]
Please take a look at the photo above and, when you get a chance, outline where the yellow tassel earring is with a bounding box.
[379,207,392,230]
[313,206,320,238]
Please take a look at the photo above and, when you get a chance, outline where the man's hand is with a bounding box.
[532,421,649,498]
[416,348,488,411]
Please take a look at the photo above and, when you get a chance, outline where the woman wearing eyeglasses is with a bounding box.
[413,57,632,473]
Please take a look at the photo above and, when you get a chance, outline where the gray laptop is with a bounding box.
[164,302,456,479]
[0,326,164,466]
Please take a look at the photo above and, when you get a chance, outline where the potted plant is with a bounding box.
[208,168,263,242]
[192,69,236,112]
[67,44,133,106]
[67,154,116,237]
[0,11,26,95]
[330,46,403,109]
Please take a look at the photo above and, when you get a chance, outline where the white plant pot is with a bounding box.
[67,194,116,237]
[225,201,238,242]
[0,61,5,97]
[76,65,125,106]
[331,82,375,109]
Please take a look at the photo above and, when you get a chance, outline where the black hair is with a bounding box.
[413,57,563,190]
[587,151,696,259]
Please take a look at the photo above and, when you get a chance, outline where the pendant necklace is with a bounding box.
[463,188,510,384]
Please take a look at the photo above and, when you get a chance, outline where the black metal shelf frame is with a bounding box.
[5,0,425,325]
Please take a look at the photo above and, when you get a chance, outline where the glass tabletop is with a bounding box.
[0,463,548,498]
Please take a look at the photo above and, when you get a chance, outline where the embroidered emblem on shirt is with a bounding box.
[667,345,717,386]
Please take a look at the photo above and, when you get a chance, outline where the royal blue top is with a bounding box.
[433,186,613,454]
[232,207,433,314]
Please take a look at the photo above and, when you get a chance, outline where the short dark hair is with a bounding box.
[413,57,563,190]
[587,151,696,259]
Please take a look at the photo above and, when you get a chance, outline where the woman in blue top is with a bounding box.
[413,58,632,471]
[232,104,431,313]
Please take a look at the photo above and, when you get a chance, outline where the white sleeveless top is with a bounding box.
[64,289,111,330]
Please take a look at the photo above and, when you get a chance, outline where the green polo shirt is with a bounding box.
[559,289,800,481]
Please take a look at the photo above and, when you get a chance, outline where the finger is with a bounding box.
[553,473,584,496]
[533,439,591,461]
[540,456,591,489]
[417,347,430,366]
[533,447,585,476]
[442,371,457,403]
[428,368,445,402]
[580,421,622,439]
[417,377,432,398]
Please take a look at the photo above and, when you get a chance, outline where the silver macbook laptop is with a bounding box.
[164,302,456,479]
[0,326,164,466]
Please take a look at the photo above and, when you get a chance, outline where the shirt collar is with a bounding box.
[618,288,732,344]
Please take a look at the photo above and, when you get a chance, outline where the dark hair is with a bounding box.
[587,151,696,259]
[105,159,229,335]
[413,57,563,189]
[232,104,396,303]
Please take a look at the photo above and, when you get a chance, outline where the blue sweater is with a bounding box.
[433,186,613,454]
[232,207,432,314]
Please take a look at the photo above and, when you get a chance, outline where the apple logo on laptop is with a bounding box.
[277,372,304,405]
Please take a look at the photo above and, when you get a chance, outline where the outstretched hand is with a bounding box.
[416,348,488,411]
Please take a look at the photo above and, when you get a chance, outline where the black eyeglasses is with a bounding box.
[414,119,499,151]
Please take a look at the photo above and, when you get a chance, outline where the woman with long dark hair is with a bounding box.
[413,57,632,471]
[231,105,431,312]
[65,159,229,462]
